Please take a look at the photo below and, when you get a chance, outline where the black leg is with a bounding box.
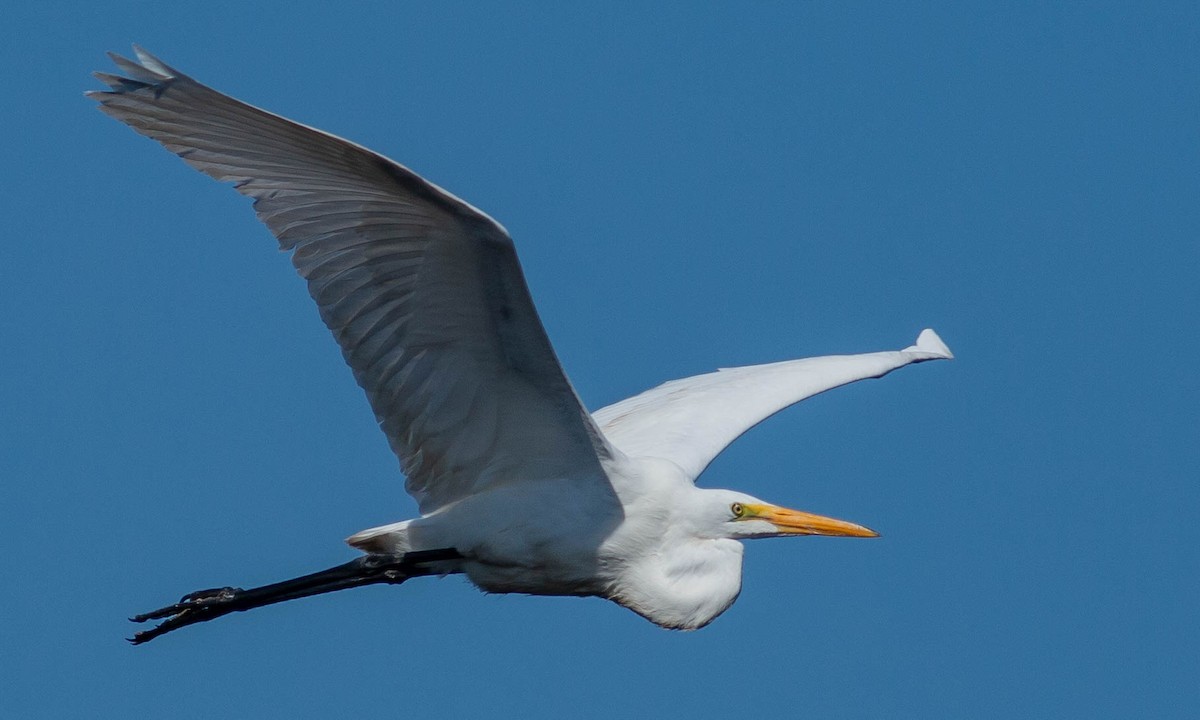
[128,548,462,644]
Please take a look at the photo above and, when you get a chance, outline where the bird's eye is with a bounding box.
[731,503,745,518]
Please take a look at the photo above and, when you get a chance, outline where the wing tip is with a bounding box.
[905,328,954,360]
[89,45,178,97]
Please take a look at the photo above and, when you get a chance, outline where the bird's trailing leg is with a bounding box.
[128,548,462,644]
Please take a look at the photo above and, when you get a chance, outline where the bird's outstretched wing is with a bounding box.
[593,329,952,481]
[89,47,611,513]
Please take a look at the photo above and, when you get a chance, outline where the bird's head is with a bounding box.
[692,489,879,541]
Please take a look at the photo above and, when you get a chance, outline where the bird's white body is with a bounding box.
[350,455,747,628]
[91,48,953,635]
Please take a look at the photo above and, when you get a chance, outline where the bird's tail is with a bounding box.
[345,520,413,554]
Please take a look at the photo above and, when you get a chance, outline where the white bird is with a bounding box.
[90,47,953,644]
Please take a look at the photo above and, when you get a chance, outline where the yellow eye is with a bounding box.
[731,502,745,518]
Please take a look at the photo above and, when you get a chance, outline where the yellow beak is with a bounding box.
[753,504,879,538]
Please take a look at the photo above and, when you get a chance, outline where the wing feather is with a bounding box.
[89,48,611,512]
[593,330,952,481]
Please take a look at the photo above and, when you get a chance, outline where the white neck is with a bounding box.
[610,537,744,630]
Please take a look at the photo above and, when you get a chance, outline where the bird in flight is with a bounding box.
[89,47,952,644]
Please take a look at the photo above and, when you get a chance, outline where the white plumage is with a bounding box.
[91,47,952,641]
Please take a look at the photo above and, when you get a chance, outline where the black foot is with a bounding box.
[128,587,246,644]
[128,548,461,645]
[130,587,240,622]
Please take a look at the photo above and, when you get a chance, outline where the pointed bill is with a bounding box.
[752,504,879,538]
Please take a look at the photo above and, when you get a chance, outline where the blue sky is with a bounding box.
[2,2,1197,718]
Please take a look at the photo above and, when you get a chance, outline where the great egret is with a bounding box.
[89,47,952,644]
